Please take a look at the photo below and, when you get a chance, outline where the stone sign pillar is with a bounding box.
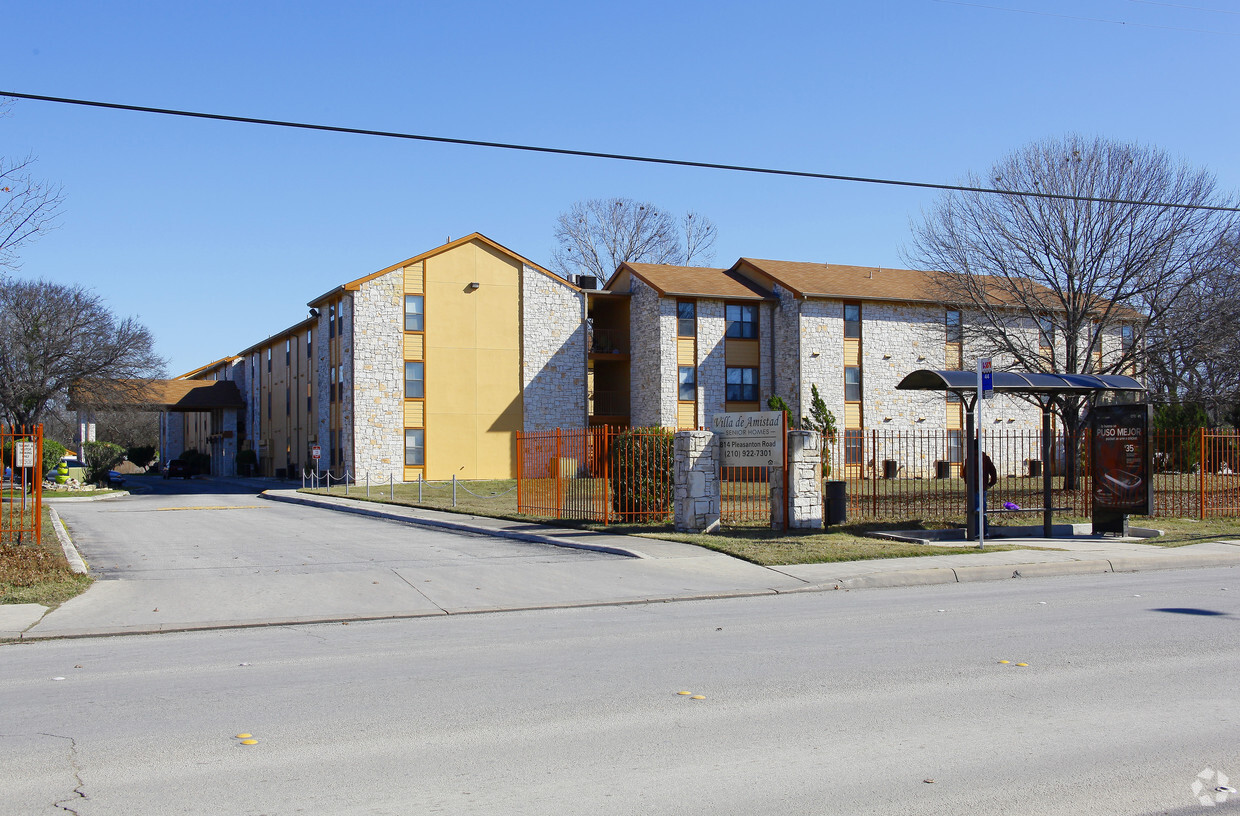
[786,431,824,529]
[673,430,721,534]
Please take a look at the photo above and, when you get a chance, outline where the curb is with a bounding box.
[259,490,651,559]
[47,506,88,574]
[44,491,131,503]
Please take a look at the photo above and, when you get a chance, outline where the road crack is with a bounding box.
[39,733,87,815]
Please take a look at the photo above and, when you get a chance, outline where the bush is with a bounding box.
[1153,403,1208,472]
[610,427,674,518]
[82,441,126,485]
[41,439,67,476]
[179,449,211,475]
[127,445,157,468]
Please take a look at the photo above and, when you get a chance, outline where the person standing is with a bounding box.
[963,450,998,534]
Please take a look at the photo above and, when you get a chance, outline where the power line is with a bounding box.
[3,89,1238,214]
[1125,0,1240,16]
[934,0,1240,35]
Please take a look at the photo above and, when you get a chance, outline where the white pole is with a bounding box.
[977,362,985,551]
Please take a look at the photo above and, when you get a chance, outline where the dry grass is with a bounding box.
[1,507,92,607]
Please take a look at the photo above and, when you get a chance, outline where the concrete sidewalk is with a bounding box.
[4,486,1238,641]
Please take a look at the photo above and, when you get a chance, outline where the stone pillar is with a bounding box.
[673,430,720,533]
[786,431,824,529]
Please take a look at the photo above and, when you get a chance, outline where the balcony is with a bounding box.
[590,327,630,357]
[589,390,630,422]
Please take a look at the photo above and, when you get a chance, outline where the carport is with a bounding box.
[896,370,1146,539]
[70,379,246,476]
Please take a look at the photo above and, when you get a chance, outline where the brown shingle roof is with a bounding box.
[70,379,245,411]
[617,263,774,300]
[735,259,942,302]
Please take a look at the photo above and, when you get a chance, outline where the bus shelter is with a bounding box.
[896,370,1146,539]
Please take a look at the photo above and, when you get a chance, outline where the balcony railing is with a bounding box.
[589,390,630,417]
[590,328,630,355]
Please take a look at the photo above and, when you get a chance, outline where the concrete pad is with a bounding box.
[23,571,446,638]
[399,555,807,613]
[0,603,48,638]
[1108,551,1240,573]
[838,569,960,589]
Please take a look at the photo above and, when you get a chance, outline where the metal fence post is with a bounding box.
[419,473,423,503]
[366,472,370,499]
[452,474,457,507]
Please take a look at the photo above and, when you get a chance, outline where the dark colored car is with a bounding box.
[107,470,126,489]
[163,460,191,479]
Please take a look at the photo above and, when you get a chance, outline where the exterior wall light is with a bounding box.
[468,281,481,290]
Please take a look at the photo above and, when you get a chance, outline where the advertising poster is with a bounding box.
[1091,404,1152,515]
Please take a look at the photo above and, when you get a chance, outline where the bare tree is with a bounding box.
[551,197,717,282]
[1143,232,1240,421]
[0,101,63,273]
[0,279,166,426]
[905,134,1237,486]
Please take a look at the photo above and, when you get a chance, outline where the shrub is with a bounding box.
[82,441,126,485]
[41,439,67,476]
[179,449,211,475]
[610,427,674,518]
[127,445,157,468]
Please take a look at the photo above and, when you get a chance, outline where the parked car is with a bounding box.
[163,460,191,479]
[107,470,126,489]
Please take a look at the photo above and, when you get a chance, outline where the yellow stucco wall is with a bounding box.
[424,240,523,479]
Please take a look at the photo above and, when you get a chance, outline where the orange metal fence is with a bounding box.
[823,427,1240,522]
[516,426,1240,526]
[516,426,674,523]
[1,425,44,545]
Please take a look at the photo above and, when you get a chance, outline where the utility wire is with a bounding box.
[933,0,1240,35]
[3,90,1238,213]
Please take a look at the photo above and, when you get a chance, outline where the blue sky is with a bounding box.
[3,0,1237,376]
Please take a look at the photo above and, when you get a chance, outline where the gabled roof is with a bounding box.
[610,262,775,301]
[177,356,239,380]
[235,316,317,360]
[308,232,578,306]
[734,259,942,302]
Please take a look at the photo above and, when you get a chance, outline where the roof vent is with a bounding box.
[578,275,598,290]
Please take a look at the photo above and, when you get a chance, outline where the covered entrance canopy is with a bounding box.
[896,370,1146,538]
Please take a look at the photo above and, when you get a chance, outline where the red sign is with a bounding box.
[311,445,321,460]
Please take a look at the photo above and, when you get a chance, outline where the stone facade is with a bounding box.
[351,270,405,479]
[522,265,587,431]
[862,301,950,431]
[673,430,720,533]
[340,294,355,472]
[786,430,823,529]
[796,297,845,426]
[629,277,677,427]
[696,300,726,423]
[315,307,331,472]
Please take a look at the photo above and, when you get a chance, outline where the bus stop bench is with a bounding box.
[987,506,1071,515]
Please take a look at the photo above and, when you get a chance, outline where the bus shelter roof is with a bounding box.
[896,369,1145,399]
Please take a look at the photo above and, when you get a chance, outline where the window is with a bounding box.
[1121,324,1134,351]
[677,301,696,337]
[405,429,425,466]
[678,366,696,401]
[844,366,861,402]
[844,303,861,338]
[285,386,290,416]
[725,304,757,339]
[945,310,962,344]
[285,339,291,367]
[266,348,272,373]
[329,303,336,339]
[405,362,424,399]
[725,367,758,402]
[337,366,345,403]
[307,328,313,358]
[1038,316,1054,349]
[844,429,864,466]
[405,295,424,332]
[307,382,312,414]
[267,391,272,420]
[947,429,964,463]
[329,367,336,402]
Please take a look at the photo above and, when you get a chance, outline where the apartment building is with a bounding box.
[164,233,586,480]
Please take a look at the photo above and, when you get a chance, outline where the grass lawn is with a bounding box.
[1,506,93,607]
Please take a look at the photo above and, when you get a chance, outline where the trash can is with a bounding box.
[882,459,898,479]
[1028,459,1042,478]
[935,460,951,479]
[824,480,847,526]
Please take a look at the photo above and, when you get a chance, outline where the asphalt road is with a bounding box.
[55,476,617,581]
[2,568,1237,815]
